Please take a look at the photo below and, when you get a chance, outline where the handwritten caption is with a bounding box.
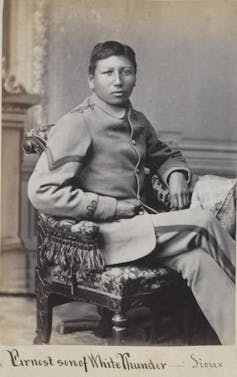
[4,348,223,373]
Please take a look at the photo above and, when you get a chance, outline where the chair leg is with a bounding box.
[112,312,128,344]
[33,271,52,344]
[94,307,113,338]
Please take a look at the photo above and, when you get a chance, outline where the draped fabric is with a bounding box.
[191,175,236,239]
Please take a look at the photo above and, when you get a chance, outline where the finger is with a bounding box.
[136,199,143,207]
[182,192,190,208]
[125,209,134,218]
[179,191,190,209]
[177,194,185,209]
[186,191,191,205]
[128,199,140,209]
[171,194,179,210]
[134,203,143,215]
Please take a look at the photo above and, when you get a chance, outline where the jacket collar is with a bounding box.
[90,93,132,119]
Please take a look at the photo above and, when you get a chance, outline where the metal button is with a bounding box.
[136,168,139,174]
[131,139,136,145]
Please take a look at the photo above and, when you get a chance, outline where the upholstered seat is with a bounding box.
[49,257,183,299]
[75,265,180,296]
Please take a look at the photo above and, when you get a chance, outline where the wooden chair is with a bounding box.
[23,125,194,345]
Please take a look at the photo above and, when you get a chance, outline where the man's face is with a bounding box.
[88,55,136,106]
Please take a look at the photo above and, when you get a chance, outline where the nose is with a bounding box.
[113,72,122,86]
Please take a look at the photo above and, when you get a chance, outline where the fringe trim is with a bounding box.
[41,231,106,275]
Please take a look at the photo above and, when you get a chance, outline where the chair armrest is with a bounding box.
[38,213,105,276]
[151,174,171,211]
[150,173,198,211]
[22,124,54,156]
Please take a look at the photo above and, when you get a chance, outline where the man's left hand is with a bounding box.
[168,171,190,210]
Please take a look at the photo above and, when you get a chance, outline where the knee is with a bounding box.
[178,249,211,289]
[192,208,216,229]
[201,209,216,226]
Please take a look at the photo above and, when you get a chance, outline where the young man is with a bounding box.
[28,41,235,345]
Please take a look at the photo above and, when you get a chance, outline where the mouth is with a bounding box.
[111,91,126,96]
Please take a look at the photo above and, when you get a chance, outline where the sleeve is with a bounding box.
[28,112,117,221]
[145,118,191,185]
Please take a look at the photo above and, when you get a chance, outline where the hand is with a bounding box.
[168,172,190,210]
[115,199,143,219]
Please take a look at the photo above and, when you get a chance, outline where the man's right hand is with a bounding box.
[115,199,143,219]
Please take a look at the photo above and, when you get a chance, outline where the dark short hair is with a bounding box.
[89,41,137,75]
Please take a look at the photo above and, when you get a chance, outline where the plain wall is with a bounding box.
[47,0,237,143]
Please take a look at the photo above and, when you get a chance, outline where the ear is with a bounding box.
[88,75,94,90]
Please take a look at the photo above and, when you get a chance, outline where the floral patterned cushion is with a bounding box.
[50,263,180,297]
[191,175,236,239]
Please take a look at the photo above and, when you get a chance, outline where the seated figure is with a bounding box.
[28,40,236,345]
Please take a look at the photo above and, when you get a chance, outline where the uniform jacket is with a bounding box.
[28,93,190,265]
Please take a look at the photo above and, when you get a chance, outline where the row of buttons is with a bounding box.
[130,139,140,173]
[129,135,141,199]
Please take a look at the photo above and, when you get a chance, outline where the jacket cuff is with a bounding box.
[160,167,191,186]
[94,195,117,221]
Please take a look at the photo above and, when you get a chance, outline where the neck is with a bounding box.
[91,93,131,118]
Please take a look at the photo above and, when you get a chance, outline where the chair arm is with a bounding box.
[22,124,54,156]
[151,174,171,211]
[38,213,105,277]
[150,173,198,211]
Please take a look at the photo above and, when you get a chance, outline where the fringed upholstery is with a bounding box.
[39,213,106,282]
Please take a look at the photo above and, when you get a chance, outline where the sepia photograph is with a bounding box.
[1,0,237,374]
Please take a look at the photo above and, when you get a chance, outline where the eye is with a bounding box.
[102,70,113,75]
[122,69,133,76]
